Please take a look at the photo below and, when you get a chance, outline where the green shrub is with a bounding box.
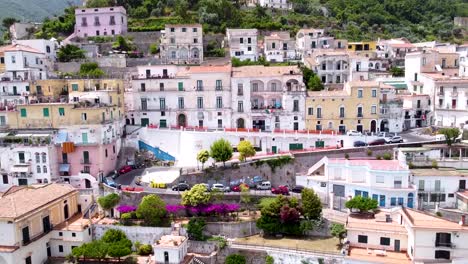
[149,43,158,54]
[376,155,382,160]
[431,160,439,169]
[137,244,153,255]
[266,255,274,264]
[367,149,373,156]
[436,212,443,217]
[382,153,392,160]
[345,153,350,159]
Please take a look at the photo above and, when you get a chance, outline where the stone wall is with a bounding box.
[93,224,183,245]
[188,241,217,254]
[204,220,260,238]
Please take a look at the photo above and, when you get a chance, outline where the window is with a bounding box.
[59,232,63,236]
[371,105,377,114]
[339,107,345,118]
[358,235,368,243]
[113,145,116,153]
[159,98,166,110]
[81,113,87,121]
[372,89,377,97]
[59,245,63,252]
[37,165,41,173]
[317,107,322,118]
[308,107,313,115]
[72,233,76,237]
[197,97,203,109]
[216,80,222,90]
[238,101,244,112]
[170,28,175,32]
[42,153,46,163]
[140,83,146,91]
[196,80,203,91]
[182,27,187,32]
[193,28,197,32]
[216,96,223,109]
[193,38,198,44]
[159,83,164,91]
[218,119,222,128]
[380,237,390,246]
[20,108,27,117]
[422,57,426,66]
[25,257,31,264]
[105,149,108,157]
[110,16,115,25]
[252,83,258,92]
[376,175,384,183]
[43,108,49,117]
[2,174,8,184]
[293,100,299,112]
[357,106,363,117]
[11,56,16,64]
[59,108,65,116]
[240,38,243,44]
[178,97,184,109]
[72,83,78,91]
[435,180,441,191]
[237,84,243,95]
[178,82,184,91]
[357,89,363,98]
[35,153,40,163]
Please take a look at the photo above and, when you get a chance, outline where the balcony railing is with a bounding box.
[80,159,91,164]
[451,92,458,97]
[22,225,53,246]
[437,91,445,96]
[435,241,453,248]
[81,23,87,27]
[357,114,363,118]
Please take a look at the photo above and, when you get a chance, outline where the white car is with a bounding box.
[386,136,403,144]
[347,130,362,136]
[211,183,230,192]
[256,181,272,190]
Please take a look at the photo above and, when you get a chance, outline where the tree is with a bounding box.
[57,45,85,62]
[330,223,346,240]
[97,193,120,215]
[149,43,158,54]
[266,255,274,264]
[240,184,252,214]
[175,0,189,18]
[301,188,322,220]
[108,241,132,261]
[2,17,19,30]
[86,0,111,8]
[237,140,256,162]
[438,127,460,147]
[257,195,303,235]
[79,62,105,78]
[113,36,135,51]
[345,196,378,213]
[390,67,404,77]
[102,229,131,245]
[210,139,233,167]
[181,184,211,207]
[196,149,210,169]
[187,217,206,240]
[225,254,246,264]
[308,75,324,91]
[136,194,167,226]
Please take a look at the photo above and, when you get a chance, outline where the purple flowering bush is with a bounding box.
[116,204,137,214]
[165,203,240,216]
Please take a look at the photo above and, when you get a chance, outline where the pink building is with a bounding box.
[74,6,128,38]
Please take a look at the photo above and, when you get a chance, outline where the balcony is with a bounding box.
[357,114,363,118]
[451,92,458,97]
[435,242,453,248]
[437,91,445,96]
[22,225,53,246]
[81,23,88,27]
[215,86,223,91]
[80,159,91,165]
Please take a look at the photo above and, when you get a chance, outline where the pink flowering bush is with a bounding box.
[116,205,137,214]
[165,203,240,216]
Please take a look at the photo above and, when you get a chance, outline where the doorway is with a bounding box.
[394,240,400,252]
[18,179,28,185]
[85,179,91,188]
[164,251,169,262]
[177,114,187,127]
[293,122,299,131]
[459,180,466,190]
[370,120,377,133]
[356,125,363,133]
[237,118,245,129]
[64,204,69,219]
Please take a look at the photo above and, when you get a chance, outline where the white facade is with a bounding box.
[1,44,47,81]
[160,24,203,64]
[295,28,346,59]
[258,0,292,9]
[264,31,296,62]
[153,235,188,264]
[304,50,349,84]
[226,29,259,61]
[298,157,417,209]
[127,65,232,129]
[400,94,432,130]
[231,65,306,131]
[16,39,58,62]
[379,86,404,133]
[457,45,468,77]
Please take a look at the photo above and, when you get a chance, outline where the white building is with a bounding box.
[231,65,306,131]
[457,44,468,77]
[0,132,57,189]
[297,157,416,209]
[379,84,404,133]
[226,29,259,61]
[346,207,468,263]
[16,39,58,62]
[257,0,292,9]
[295,28,346,60]
[153,233,188,264]
[0,184,91,264]
[400,94,432,130]
[263,31,296,62]
[160,24,203,64]
[127,64,232,129]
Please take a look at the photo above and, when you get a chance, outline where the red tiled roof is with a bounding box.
[3,44,43,54]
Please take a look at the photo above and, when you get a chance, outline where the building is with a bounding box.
[16,39,58,62]
[0,183,91,264]
[226,29,259,61]
[9,22,40,40]
[376,38,415,68]
[263,31,296,62]
[127,64,232,129]
[231,65,306,131]
[457,44,468,77]
[305,81,381,134]
[400,94,432,130]
[379,84,405,133]
[297,157,416,209]
[257,0,292,9]
[347,41,377,52]
[0,132,57,189]
[153,232,189,264]
[295,28,346,59]
[74,6,128,38]
[346,207,468,263]
[160,24,203,64]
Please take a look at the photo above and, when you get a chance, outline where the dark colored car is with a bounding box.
[119,165,133,175]
[172,183,190,191]
[291,185,305,193]
[353,140,367,147]
[368,138,386,146]
[232,183,249,192]
[272,185,290,195]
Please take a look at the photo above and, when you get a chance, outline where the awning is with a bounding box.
[59,164,70,172]
[62,142,75,153]
[10,165,30,173]
[56,131,68,144]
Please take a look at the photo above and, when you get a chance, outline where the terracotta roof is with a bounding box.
[0,184,77,220]
[457,190,468,200]
[402,208,468,230]
[0,45,15,53]
[232,65,301,78]
[3,44,43,54]
[187,65,231,73]
[328,159,408,171]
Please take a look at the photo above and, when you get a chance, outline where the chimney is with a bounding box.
[460,215,466,226]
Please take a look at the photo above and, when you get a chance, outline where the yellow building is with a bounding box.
[0,45,13,73]
[347,41,377,52]
[306,81,381,134]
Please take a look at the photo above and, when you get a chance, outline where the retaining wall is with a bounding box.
[93,224,182,245]
[204,220,260,238]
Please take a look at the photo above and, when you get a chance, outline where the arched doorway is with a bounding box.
[63,204,69,219]
[237,118,245,129]
[370,120,377,133]
[85,179,91,188]
[380,119,389,132]
[177,114,187,127]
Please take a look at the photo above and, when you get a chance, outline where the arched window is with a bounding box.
[43,166,48,173]
[37,165,41,173]
[42,153,47,163]
[35,153,40,163]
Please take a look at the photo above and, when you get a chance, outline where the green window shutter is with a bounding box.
[43,108,49,117]
[58,108,65,116]
[178,82,184,91]
[72,84,78,91]
[25,86,30,91]
[20,108,27,117]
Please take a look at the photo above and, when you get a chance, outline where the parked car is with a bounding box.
[368,138,386,146]
[256,181,272,190]
[232,183,249,192]
[291,185,305,193]
[347,130,362,136]
[172,183,190,191]
[353,140,367,147]
[118,165,133,175]
[108,170,119,179]
[377,132,395,138]
[271,185,290,195]
[386,136,403,144]
[104,177,118,188]
[211,183,230,192]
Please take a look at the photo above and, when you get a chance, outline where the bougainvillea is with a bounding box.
[116,205,137,213]
[165,203,240,215]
